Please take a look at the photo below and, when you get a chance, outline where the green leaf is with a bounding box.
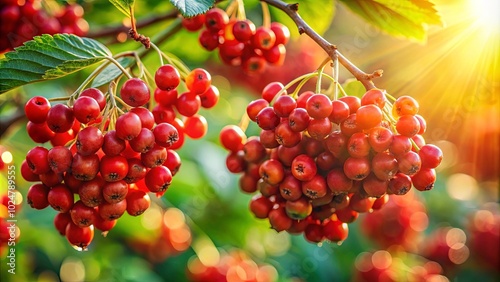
[108,0,135,18]
[271,0,336,37]
[339,0,442,42]
[342,78,365,98]
[91,57,136,87]
[0,34,110,94]
[169,0,215,17]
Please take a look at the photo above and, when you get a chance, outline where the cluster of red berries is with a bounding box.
[186,249,278,282]
[220,82,443,243]
[0,0,88,53]
[361,190,428,251]
[182,8,290,74]
[23,65,218,250]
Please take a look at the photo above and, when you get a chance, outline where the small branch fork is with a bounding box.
[261,0,382,91]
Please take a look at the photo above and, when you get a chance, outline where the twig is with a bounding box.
[0,107,25,137]
[87,10,179,38]
[261,0,381,91]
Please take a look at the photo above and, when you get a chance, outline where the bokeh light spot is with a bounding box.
[446,173,478,201]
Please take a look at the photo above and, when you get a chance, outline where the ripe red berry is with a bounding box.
[268,207,293,232]
[259,159,285,185]
[153,122,179,148]
[184,114,208,139]
[80,88,106,110]
[27,183,50,209]
[393,96,419,117]
[26,146,50,174]
[47,184,74,213]
[252,27,276,50]
[185,68,211,95]
[176,91,201,117]
[145,166,172,193]
[249,194,273,219]
[361,88,386,108]
[126,189,150,216]
[102,180,128,204]
[291,154,317,181]
[262,82,285,103]
[76,126,104,156]
[233,19,256,42]
[70,200,96,227]
[270,22,290,45]
[73,96,100,124]
[155,64,181,91]
[25,96,51,123]
[46,104,75,133]
[219,125,246,152]
[306,94,333,119]
[100,155,129,182]
[115,112,142,140]
[356,104,382,129]
[419,144,443,169]
[182,14,206,31]
[204,8,229,32]
[329,100,350,124]
[199,85,219,109]
[65,222,94,251]
[120,78,150,107]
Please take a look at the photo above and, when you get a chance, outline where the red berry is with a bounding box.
[80,88,106,110]
[65,222,94,251]
[306,94,333,119]
[185,68,211,95]
[27,183,50,209]
[155,64,181,91]
[115,112,142,140]
[120,78,150,107]
[25,96,51,123]
[252,27,276,50]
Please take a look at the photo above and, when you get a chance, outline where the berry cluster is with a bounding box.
[127,207,191,263]
[220,83,443,243]
[23,65,218,250]
[361,190,428,251]
[182,8,290,74]
[186,249,278,282]
[0,0,88,53]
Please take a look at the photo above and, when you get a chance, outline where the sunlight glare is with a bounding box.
[470,0,500,33]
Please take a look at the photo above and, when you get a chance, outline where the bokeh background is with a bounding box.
[0,0,498,281]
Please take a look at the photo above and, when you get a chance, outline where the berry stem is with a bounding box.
[239,112,251,132]
[410,138,421,152]
[261,0,382,91]
[237,0,247,20]
[105,56,133,79]
[333,54,339,100]
[149,42,164,66]
[48,97,70,102]
[260,2,272,28]
[315,57,331,94]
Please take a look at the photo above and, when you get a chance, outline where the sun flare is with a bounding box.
[469,0,500,34]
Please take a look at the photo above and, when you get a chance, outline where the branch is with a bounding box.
[261,0,381,90]
[0,107,24,138]
[87,10,179,38]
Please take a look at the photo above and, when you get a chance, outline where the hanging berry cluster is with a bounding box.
[181,3,290,75]
[0,1,88,53]
[220,71,443,244]
[23,59,219,250]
